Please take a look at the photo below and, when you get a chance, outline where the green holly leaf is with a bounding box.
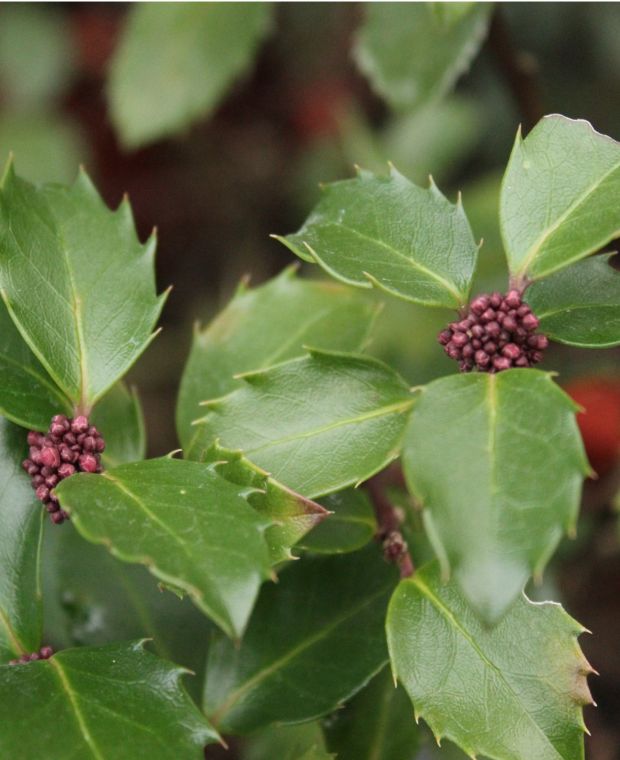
[177,267,379,449]
[387,562,594,760]
[0,164,167,411]
[322,666,420,760]
[91,382,146,467]
[191,349,415,499]
[0,418,43,662]
[526,253,620,348]
[204,545,399,734]
[108,3,272,149]
[192,442,328,564]
[274,167,478,308]
[353,4,491,112]
[55,458,273,639]
[42,523,212,701]
[242,723,334,760]
[0,641,219,757]
[297,488,377,555]
[0,298,71,430]
[402,370,590,623]
[501,115,620,280]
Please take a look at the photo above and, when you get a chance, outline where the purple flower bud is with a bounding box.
[438,329,452,345]
[58,463,76,479]
[451,332,468,347]
[40,447,60,468]
[486,321,501,339]
[502,316,517,332]
[481,308,496,323]
[490,292,502,308]
[475,350,490,367]
[483,342,497,355]
[45,475,59,488]
[79,453,98,473]
[470,295,490,315]
[95,438,105,453]
[35,485,50,502]
[471,324,485,338]
[71,416,89,434]
[522,313,539,331]
[493,356,512,371]
[502,343,521,360]
[505,290,521,309]
[39,646,53,659]
[50,511,65,525]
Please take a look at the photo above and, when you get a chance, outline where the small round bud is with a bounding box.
[522,313,539,331]
[39,646,53,659]
[58,463,76,479]
[35,485,50,502]
[40,447,60,469]
[71,416,89,434]
[493,356,512,371]
[79,453,98,473]
[502,343,521,360]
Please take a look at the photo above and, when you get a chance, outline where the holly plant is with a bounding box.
[1,112,618,760]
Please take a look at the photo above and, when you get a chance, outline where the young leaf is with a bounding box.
[91,382,146,467]
[177,267,379,449]
[353,4,491,112]
[526,253,620,348]
[42,524,213,700]
[501,115,620,280]
[0,418,43,662]
[193,442,328,564]
[0,641,219,757]
[204,545,399,734]
[402,370,590,623]
[275,167,478,308]
[387,562,594,760]
[0,298,71,430]
[108,3,272,148]
[55,458,273,639]
[297,488,377,555]
[191,350,415,498]
[0,164,167,411]
[322,666,420,760]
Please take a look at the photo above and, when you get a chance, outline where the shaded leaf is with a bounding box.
[0,641,219,757]
[526,253,620,348]
[192,442,328,564]
[275,166,478,308]
[501,115,620,279]
[204,545,399,734]
[387,562,593,760]
[402,370,590,623]
[41,523,212,701]
[353,3,490,112]
[55,458,272,639]
[297,488,377,554]
[0,298,70,430]
[323,666,420,760]
[108,3,272,148]
[91,382,146,467]
[177,267,379,449]
[0,417,43,662]
[191,349,415,498]
[0,164,167,410]
[242,723,333,760]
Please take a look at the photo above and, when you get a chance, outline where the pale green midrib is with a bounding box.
[49,657,105,760]
[311,223,464,304]
[0,607,25,654]
[87,472,233,635]
[56,221,89,410]
[0,348,70,406]
[515,159,620,276]
[411,576,566,760]
[537,302,620,319]
[486,375,499,543]
[367,676,392,760]
[210,584,392,726]
[243,399,415,456]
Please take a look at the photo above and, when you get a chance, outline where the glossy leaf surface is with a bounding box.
[0,418,43,662]
[354,3,490,112]
[387,562,593,760]
[297,488,377,554]
[204,546,399,734]
[402,370,589,622]
[0,641,219,757]
[275,167,478,307]
[527,253,620,347]
[501,115,620,279]
[191,350,414,498]
[323,666,420,760]
[55,458,272,639]
[177,268,378,449]
[109,3,272,148]
[0,298,70,430]
[0,165,166,409]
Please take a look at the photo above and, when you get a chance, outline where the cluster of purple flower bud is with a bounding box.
[9,646,54,666]
[438,290,549,373]
[21,414,105,524]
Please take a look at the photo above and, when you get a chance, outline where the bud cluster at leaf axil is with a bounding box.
[439,290,549,372]
[21,415,105,524]
[8,646,54,666]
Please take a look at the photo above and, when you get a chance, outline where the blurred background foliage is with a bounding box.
[0,3,618,758]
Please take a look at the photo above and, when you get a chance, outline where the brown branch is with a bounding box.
[487,9,545,131]
[366,471,414,579]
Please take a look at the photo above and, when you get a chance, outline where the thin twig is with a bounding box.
[366,472,414,579]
